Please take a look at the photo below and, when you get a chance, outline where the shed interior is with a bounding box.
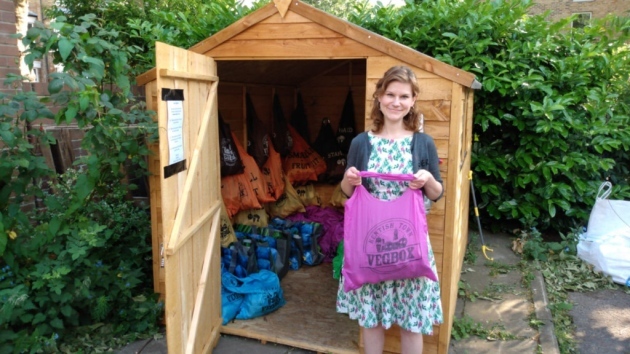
[217,59,366,148]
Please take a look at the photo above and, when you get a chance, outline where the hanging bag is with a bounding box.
[290,91,310,143]
[231,131,274,204]
[271,93,293,158]
[260,144,285,201]
[336,89,356,154]
[221,173,262,219]
[283,125,327,185]
[342,171,437,292]
[218,114,244,177]
[245,93,271,168]
[313,118,347,184]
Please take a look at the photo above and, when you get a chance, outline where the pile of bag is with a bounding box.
[268,217,324,270]
[221,225,288,325]
[220,217,326,324]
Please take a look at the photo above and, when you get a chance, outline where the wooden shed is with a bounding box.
[136,1,480,353]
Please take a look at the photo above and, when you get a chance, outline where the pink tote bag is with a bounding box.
[342,171,437,292]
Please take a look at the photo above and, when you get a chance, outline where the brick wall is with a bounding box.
[530,0,630,23]
[0,0,19,94]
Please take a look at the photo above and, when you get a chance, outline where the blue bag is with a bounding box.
[221,286,245,325]
[222,269,286,320]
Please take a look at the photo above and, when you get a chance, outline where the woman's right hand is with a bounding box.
[344,166,362,186]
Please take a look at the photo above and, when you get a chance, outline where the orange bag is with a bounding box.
[221,173,262,219]
[261,144,285,201]
[232,132,275,204]
[283,125,327,185]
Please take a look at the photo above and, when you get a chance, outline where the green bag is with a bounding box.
[332,240,344,280]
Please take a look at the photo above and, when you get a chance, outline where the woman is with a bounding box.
[337,65,444,354]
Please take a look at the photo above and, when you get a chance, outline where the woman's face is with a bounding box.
[378,81,416,124]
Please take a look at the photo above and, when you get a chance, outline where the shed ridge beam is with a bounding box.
[290,2,478,89]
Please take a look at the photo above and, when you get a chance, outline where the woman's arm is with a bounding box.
[341,166,361,197]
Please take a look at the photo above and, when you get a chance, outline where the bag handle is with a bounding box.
[358,171,415,182]
[596,181,613,200]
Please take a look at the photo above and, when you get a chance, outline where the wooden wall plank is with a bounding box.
[438,83,471,354]
[366,77,453,102]
[261,11,310,24]
[423,122,450,140]
[232,22,343,40]
[367,56,440,80]
[148,140,164,295]
[207,38,382,58]
[418,100,451,122]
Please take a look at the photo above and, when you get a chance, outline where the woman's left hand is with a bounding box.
[409,169,433,190]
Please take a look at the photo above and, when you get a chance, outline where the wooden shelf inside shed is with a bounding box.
[221,262,359,354]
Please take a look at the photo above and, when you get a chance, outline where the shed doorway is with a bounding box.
[215,58,367,353]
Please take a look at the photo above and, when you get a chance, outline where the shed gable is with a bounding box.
[204,12,382,59]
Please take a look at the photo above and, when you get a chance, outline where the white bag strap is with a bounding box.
[596,181,613,200]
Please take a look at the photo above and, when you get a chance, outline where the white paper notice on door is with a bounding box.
[167,100,185,165]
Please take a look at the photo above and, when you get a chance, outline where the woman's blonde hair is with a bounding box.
[370,65,421,132]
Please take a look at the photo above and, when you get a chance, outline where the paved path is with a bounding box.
[448,231,559,354]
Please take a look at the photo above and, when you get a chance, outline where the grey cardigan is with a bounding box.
[346,131,444,201]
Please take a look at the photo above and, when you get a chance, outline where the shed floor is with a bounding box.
[221,262,359,353]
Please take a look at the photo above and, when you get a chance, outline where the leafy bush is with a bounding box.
[347,0,630,232]
[1,172,160,352]
[0,14,160,352]
[0,89,55,257]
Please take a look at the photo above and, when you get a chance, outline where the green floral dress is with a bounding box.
[336,132,443,335]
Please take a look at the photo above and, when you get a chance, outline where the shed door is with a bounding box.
[154,42,222,354]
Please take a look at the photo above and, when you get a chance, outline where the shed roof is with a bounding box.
[189,0,480,89]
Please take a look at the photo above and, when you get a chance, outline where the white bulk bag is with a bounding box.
[585,182,630,240]
[577,182,630,285]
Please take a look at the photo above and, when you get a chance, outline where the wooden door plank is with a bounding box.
[166,82,218,252]
[160,69,219,82]
[185,211,221,353]
[167,201,221,255]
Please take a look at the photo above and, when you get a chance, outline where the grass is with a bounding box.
[451,315,522,341]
